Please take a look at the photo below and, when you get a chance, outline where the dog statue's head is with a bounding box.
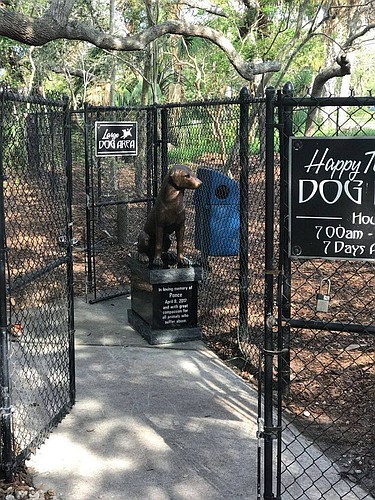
[168,165,202,191]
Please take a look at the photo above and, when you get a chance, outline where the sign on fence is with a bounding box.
[289,136,375,261]
[95,121,138,157]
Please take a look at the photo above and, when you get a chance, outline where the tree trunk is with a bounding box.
[304,55,351,136]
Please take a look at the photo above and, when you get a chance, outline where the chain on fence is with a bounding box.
[0,91,74,477]
[276,94,375,499]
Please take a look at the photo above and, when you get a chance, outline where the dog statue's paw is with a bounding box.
[163,251,177,265]
[152,256,164,267]
[137,252,149,264]
[177,256,192,268]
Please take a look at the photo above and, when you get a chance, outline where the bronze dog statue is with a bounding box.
[137,165,202,267]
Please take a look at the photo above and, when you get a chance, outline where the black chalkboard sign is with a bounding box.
[289,137,375,261]
[95,121,137,157]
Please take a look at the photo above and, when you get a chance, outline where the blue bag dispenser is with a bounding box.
[193,167,240,257]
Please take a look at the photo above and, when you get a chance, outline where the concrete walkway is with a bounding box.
[27,296,259,499]
[27,296,373,500]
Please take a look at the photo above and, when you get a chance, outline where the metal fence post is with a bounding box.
[0,92,13,482]
[146,108,153,213]
[263,86,276,500]
[161,107,168,179]
[83,103,93,296]
[239,87,250,342]
[152,105,159,198]
[274,82,294,500]
[278,82,293,396]
[64,98,76,405]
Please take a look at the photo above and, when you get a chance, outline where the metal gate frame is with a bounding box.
[82,93,253,312]
[0,91,75,481]
[82,103,158,303]
[262,85,375,499]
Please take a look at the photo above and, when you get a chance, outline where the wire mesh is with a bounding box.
[0,91,74,473]
[79,106,153,302]
[77,96,267,367]
[79,97,267,358]
[277,95,375,499]
[73,92,375,498]
[164,99,266,369]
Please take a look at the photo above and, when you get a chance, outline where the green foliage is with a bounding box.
[293,69,313,95]
[115,79,163,105]
[292,108,309,134]
[168,139,222,164]
[0,38,28,88]
[316,126,375,137]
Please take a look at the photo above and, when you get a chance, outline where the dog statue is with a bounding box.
[137,165,202,267]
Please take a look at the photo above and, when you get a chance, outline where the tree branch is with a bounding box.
[0,8,280,80]
[175,0,228,17]
[310,54,351,98]
[343,23,375,50]
[45,0,75,24]
[52,65,95,80]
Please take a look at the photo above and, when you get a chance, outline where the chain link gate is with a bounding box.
[80,104,158,303]
[262,85,375,499]
[0,90,74,480]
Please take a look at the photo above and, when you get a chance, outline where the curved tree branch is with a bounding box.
[52,65,95,80]
[0,7,281,81]
[310,54,351,98]
[305,54,351,135]
[343,22,375,50]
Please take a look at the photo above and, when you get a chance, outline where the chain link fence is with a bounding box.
[72,106,154,302]
[72,90,375,498]
[271,90,375,499]
[163,97,266,371]
[0,91,74,479]
[75,96,267,365]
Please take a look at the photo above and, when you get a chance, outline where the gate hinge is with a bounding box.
[262,347,289,356]
[265,269,280,276]
[275,122,283,132]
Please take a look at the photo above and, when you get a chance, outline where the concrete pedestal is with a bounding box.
[126,256,202,345]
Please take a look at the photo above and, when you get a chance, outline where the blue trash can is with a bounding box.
[193,167,240,257]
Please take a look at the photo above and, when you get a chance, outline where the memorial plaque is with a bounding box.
[289,137,375,261]
[126,256,202,344]
[153,282,197,329]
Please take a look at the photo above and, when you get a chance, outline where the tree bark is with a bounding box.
[304,54,351,135]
